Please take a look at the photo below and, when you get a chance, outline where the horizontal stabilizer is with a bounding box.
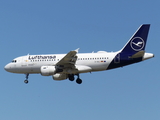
[129,51,145,58]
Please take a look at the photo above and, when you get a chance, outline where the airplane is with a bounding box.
[4,24,154,84]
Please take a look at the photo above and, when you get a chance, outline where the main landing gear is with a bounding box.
[24,73,29,84]
[68,74,82,84]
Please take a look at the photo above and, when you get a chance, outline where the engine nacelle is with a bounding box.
[52,73,67,80]
[40,66,56,76]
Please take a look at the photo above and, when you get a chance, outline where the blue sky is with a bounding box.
[0,0,159,120]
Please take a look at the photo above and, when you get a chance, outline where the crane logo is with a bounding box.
[130,37,145,51]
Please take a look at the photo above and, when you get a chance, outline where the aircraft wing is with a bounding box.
[55,48,92,74]
[56,48,79,69]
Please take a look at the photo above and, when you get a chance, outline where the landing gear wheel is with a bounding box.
[69,77,74,81]
[76,78,82,84]
[68,74,75,81]
[24,73,29,84]
[24,80,28,84]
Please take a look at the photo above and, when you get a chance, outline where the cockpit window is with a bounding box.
[11,60,17,63]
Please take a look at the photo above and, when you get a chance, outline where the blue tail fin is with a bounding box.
[121,24,150,55]
[107,24,151,70]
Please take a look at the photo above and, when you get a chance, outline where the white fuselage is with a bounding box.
[5,51,117,74]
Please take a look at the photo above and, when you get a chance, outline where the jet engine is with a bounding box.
[40,66,56,76]
[52,73,68,80]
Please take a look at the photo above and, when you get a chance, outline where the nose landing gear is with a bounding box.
[24,73,29,84]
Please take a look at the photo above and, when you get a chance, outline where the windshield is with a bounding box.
[11,60,17,63]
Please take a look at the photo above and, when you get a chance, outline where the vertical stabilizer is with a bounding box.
[120,24,150,55]
[107,24,151,70]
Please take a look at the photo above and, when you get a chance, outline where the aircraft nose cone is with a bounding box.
[4,64,10,72]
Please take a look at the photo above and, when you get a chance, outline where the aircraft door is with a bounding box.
[21,56,28,66]
[114,53,120,63]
